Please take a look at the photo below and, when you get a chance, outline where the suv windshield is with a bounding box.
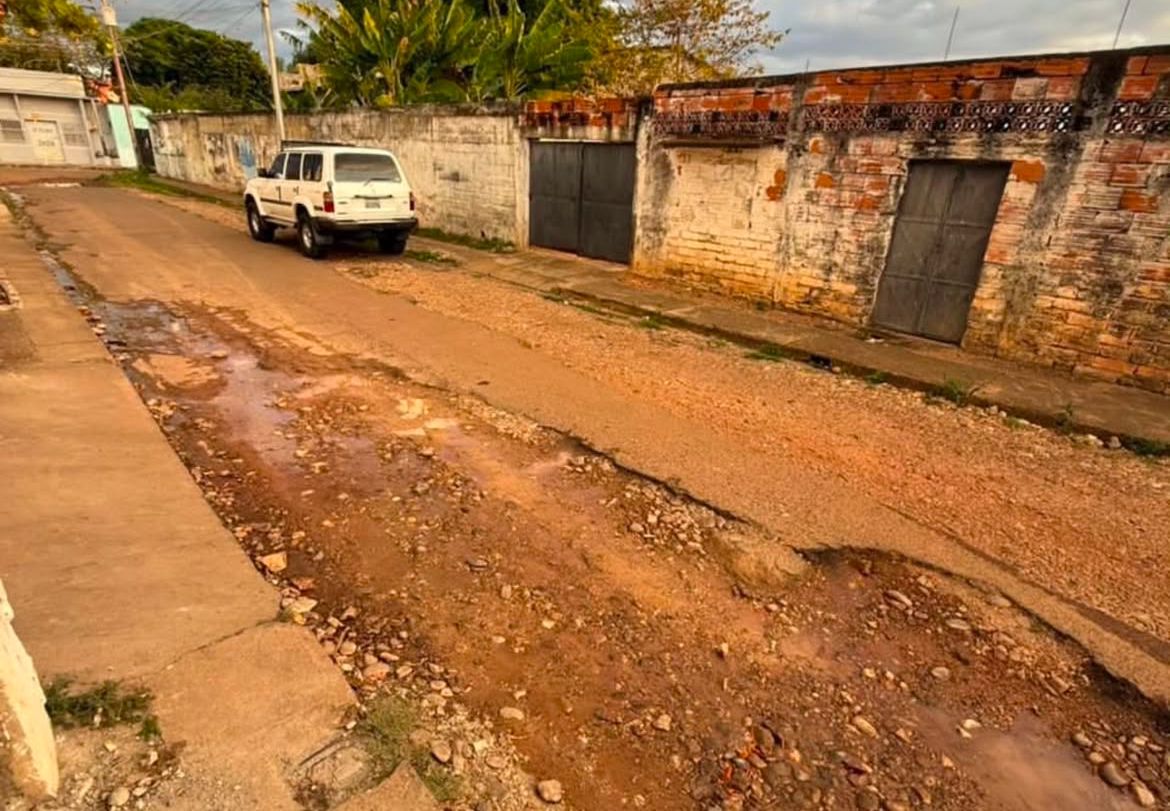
[334,153,402,183]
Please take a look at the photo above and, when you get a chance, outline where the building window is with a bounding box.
[0,119,23,143]
[62,124,87,147]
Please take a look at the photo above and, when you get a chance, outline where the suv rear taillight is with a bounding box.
[409,191,416,212]
[323,190,335,213]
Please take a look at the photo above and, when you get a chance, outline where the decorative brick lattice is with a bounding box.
[801,101,1081,134]
[1106,101,1170,136]
[652,111,790,140]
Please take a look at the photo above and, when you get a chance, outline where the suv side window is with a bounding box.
[302,153,323,182]
[268,153,286,179]
[285,153,303,181]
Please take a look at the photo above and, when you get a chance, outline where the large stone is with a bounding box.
[0,579,59,800]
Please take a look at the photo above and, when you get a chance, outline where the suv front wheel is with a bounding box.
[297,211,328,259]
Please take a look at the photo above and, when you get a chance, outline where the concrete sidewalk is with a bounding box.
[0,205,354,807]
[149,173,1170,448]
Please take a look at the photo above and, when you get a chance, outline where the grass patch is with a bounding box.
[569,300,614,318]
[1124,438,1170,457]
[94,169,234,208]
[405,248,457,266]
[1055,403,1076,433]
[415,227,514,253]
[928,377,981,407]
[357,697,461,803]
[638,314,666,331]
[744,343,785,362]
[864,370,888,386]
[45,678,155,736]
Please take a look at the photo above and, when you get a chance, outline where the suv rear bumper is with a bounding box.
[315,216,418,235]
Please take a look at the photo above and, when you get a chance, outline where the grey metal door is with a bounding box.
[529,141,635,264]
[579,143,635,263]
[872,160,1009,343]
[529,142,581,253]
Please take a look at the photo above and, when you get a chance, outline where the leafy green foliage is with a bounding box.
[0,0,104,73]
[605,0,785,94]
[122,18,270,112]
[357,697,461,802]
[295,0,597,105]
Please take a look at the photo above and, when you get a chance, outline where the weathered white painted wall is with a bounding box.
[151,107,526,243]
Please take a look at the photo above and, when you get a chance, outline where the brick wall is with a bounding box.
[152,106,526,243]
[637,47,1170,392]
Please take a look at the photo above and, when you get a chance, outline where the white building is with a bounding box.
[0,67,119,167]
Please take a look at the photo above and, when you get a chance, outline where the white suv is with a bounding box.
[243,144,418,259]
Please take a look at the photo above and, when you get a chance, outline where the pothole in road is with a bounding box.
[69,293,1170,811]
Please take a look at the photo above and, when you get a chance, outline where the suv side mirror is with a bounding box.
[257,168,271,178]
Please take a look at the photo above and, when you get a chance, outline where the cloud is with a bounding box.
[115,0,1170,72]
[757,0,1170,74]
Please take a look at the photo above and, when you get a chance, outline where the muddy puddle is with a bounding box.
[54,283,1170,811]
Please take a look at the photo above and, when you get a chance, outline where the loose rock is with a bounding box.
[108,787,131,808]
[536,779,564,804]
[431,740,453,765]
[653,713,672,732]
[1100,761,1130,787]
[852,716,878,738]
[500,706,525,722]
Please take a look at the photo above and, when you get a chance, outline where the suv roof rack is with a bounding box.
[281,139,351,148]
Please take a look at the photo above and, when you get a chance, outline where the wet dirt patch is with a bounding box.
[50,286,1170,811]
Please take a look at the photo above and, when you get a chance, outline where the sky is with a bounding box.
[112,0,1170,74]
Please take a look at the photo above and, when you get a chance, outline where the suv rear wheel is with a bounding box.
[377,232,408,255]
[246,200,275,243]
[297,211,328,259]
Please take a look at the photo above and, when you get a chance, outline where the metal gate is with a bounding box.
[871,160,1009,343]
[529,141,635,264]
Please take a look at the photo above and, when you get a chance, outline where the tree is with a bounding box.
[121,18,271,112]
[612,0,784,93]
[295,0,597,106]
[0,0,105,74]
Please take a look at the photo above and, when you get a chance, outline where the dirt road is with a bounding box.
[8,181,1170,810]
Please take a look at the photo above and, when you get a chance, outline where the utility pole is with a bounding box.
[943,5,960,61]
[261,0,286,144]
[98,0,141,166]
[1112,0,1133,48]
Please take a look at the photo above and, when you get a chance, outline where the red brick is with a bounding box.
[815,172,836,189]
[809,137,827,154]
[765,168,787,201]
[1145,55,1170,75]
[803,86,828,104]
[967,62,1002,79]
[871,83,918,103]
[840,69,885,85]
[1045,76,1080,101]
[1140,142,1170,163]
[978,80,1016,101]
[1127,56,1149,75]
[827,85,874,103]
[956,82,981,100]
[917,81,958,101]
[1109,163,1152,187]
[1118,75,1158,100]
[1012,78,1049,100]
[1035,57,1090,76]
[1010,160,1046,184]
[1099,140,1145,163]
[1119,190,1159,213]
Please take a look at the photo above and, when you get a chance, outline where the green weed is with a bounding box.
[745,343,785,362]
[1055,403,1076,433]
[357,697,462,802]
[93,170,233,208]
[415,227,514,253]
[44,678,153,730]
[1124,438,1170,457]
[639,314,666,331]
[405,249,457,266]
[929,377,981,407]
[864,370,888,386]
